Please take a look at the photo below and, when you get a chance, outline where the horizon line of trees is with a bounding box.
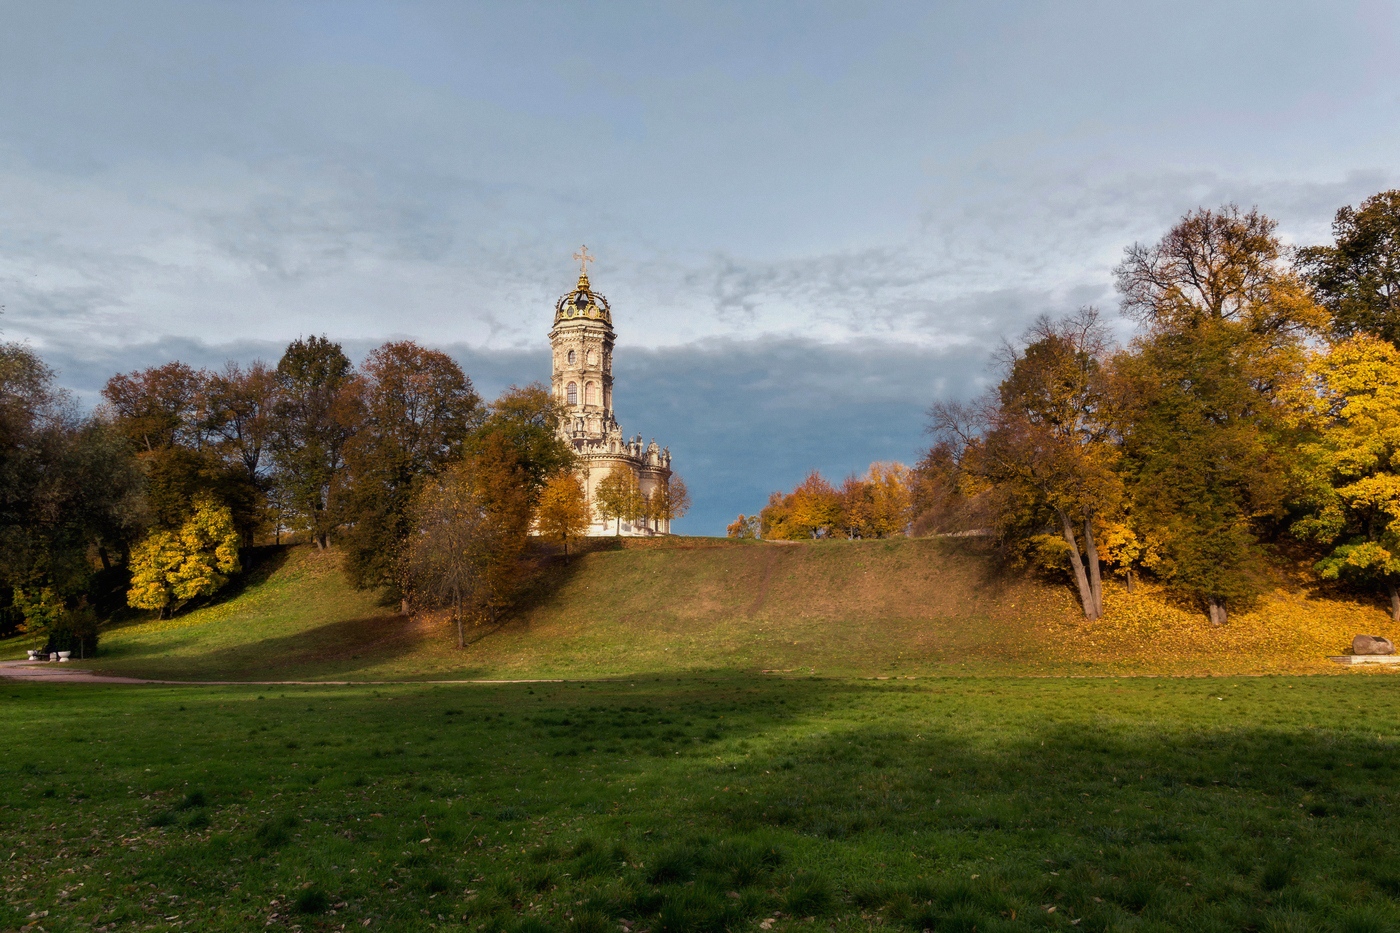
[732,189,1400,626]
[1,332,690,648]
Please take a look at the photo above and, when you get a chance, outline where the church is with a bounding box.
[549,249,674,535]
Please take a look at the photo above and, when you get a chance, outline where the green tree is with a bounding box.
[1298,190,1400,345]
[1115,205,1324,624]
[536,471,591,557]
[270,336,359,549]
[4,345,146,609]
[126,494,241,618]
[340,341,482,594]
[1293,335,1400,619]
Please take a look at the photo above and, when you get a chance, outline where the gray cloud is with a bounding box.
[3,1,1399,532]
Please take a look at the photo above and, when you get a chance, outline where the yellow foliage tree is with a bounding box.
[594,468,643,535]
[1294,335,1400,619]
[864,462,912,537]
[127,495,241,618]
[536,471,591,557]
[1098,520,1156,593]
[763,472,841,539]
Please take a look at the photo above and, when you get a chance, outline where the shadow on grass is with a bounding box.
[455,674,1400,931]
[18,673,1396,932]
[120,609,432,681]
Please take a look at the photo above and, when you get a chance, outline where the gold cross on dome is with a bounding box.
[573,245,595,274]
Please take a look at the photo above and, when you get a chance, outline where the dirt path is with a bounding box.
[0,660,562,686]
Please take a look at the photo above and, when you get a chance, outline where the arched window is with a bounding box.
[586,382,597,405]
[587,348,597,366]
[567,349,576,365]
[566,382,578,405]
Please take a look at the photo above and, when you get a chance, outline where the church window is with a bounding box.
[586,382,597,405]
[567,382,578,405]
[567,349,576,365]
[587,348,597,366]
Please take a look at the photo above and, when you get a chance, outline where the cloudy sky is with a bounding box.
[2,2,1398,532]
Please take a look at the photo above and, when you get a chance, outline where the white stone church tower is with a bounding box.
[549,250,673,535]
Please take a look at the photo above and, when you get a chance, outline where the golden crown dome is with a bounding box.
[554,269,612,326]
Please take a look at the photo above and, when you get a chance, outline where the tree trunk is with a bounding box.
[1208,598,1227,626]
[400,597,409,615]
[97,547,112,572]
[454,590,464,649]
[1057,508,1097,620]
[1389,583,1400,623]
[1125,568,1135,594]
[1083,516,1104,618]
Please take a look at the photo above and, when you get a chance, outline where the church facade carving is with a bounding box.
[549,251,672,535]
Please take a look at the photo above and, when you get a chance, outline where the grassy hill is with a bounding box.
[18,535,1397,681]
[6,540,1400,931]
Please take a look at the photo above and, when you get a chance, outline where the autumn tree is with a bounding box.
[839,462,911,538]
[471,383,576,499]
[204,361,277,485]
[1293,335,1400,619]
[340,342,482,594]
[101,361,208,453]
[536,471,591,556]
[726,514,760,539]
[126,494,241,618]
[103,361,260,539]
[647,473,691,533]
[761,472,842,540]
[1298,190,1400,345]
[594,468,642,535]
[932,309,1120,619]
[838,475,874,538]
[401,436,532,647]
[1115,205,1324,624]
[270,336,359,548]
[909,442,989,537]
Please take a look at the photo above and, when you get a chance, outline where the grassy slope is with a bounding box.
[76,547,405,681]
[4,675,1400,932]
[20,536,1396,682]
[6,544,1400,930]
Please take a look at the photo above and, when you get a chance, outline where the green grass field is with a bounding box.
[4,676,1400,932]
[4,540,1400,931]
